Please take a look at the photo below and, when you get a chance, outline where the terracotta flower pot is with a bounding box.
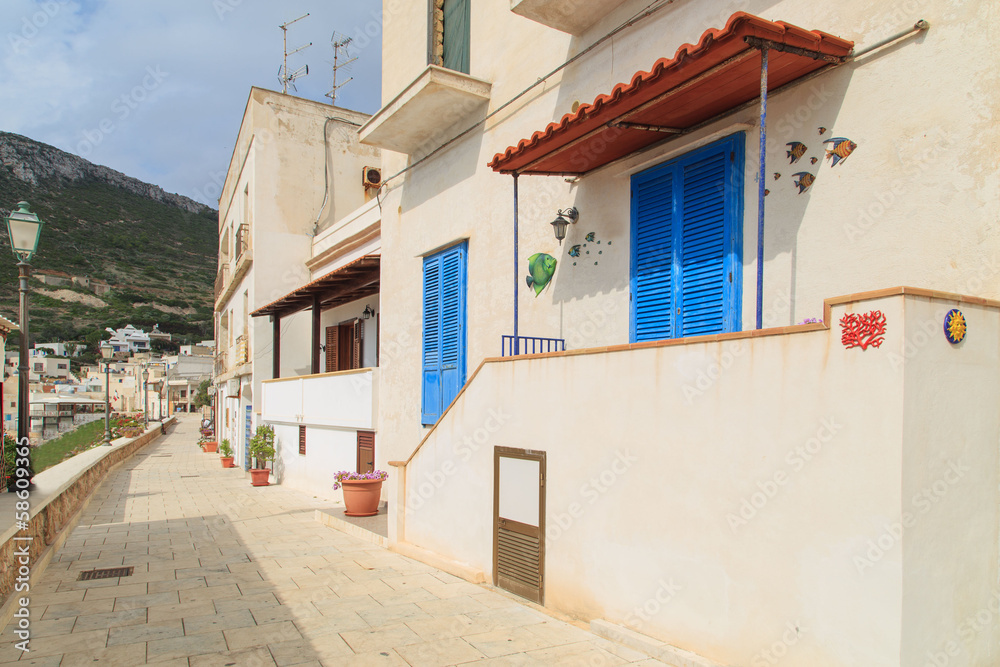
[220,457,234,468]
[341,479,383,517]
[203,442,218,453]
[250,469,270,486]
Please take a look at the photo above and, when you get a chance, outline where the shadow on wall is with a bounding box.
[398,104,490,213]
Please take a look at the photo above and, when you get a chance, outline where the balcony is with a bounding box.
[235,223,250,262]
[235,335,248,366]
[501,334,566,357]
[261,368,377,431]
[214,351,228,378]
[359,66,491,155]
[214,264,230,302]
[216,228,253,311]
[510,0,630,34]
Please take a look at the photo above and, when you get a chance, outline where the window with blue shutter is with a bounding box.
[422,243,467,425]
[630,133,744,342]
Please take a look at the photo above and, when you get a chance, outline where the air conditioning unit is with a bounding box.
[362,166,382,189]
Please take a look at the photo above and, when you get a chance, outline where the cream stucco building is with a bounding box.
[327,1,1000,666]
[214,87,380,481]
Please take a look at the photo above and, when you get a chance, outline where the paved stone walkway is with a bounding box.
[0,415,663,666]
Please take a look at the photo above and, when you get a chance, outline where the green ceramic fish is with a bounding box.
[525,253,557,295]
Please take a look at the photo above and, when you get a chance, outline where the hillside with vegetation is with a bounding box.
[0,132,217,355]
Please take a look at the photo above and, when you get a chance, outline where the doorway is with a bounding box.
[493,446,546,604]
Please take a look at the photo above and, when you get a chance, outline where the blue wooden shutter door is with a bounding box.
[632,171,676,341]
[422,256,442,424]
[680,150,728,337]
[631,134,742,341]
[422,244,467,424]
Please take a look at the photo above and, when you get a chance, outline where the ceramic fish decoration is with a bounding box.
[786,142,807,163]
[525,253,557,295]
[824,137,857,167]
[569,245,581,258]
[585,232,596,242]
[810,157,818,165]
[773,172,781,180]
[818,127,827,135]
[764,189,770,196]
[792,172,815,193]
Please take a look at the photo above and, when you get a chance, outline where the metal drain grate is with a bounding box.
[77,566,134,581]
[152,455,172,458]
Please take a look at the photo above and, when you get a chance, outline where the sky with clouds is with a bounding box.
[0,0,383,207]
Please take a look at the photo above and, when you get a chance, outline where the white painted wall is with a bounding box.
[262,369,378,498]
[374,0,1000,469]
[394,291,1000,667]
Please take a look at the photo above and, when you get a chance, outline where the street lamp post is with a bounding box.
[142,367,149,427]
[4,201,44,488]
[101,346,112,445]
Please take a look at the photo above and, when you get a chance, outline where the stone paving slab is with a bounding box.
[0,415,664,665]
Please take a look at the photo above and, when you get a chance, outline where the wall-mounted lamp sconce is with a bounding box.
[362,304,375,320]
[550,207,579,244]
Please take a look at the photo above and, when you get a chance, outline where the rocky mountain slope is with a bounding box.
[0,132,218,351]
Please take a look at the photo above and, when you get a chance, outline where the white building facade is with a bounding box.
[352,2,1000,666]
[214,87,380,478]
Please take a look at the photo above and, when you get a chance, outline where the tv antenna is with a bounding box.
[325,33,357,106]
[278,13,311,94]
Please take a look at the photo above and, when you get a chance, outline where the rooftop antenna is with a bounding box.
[326,33,357,106]
[278,13,311,94]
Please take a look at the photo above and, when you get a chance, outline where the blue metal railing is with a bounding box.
[501,335,566,357]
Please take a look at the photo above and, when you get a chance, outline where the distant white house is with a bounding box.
[34,342,86,358]
[100,324,151,355]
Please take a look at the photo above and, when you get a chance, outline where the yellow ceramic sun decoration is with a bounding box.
[944,309,966,344]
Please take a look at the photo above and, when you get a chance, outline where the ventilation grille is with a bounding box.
[497,524,541,603]
[78,566,134,581]
[298,425,307,456]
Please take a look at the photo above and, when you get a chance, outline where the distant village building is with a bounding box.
[100,324,152,355]
[33,269,72,287]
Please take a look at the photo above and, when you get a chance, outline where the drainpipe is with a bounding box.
[755,45,769,330]
[513,174,519,353]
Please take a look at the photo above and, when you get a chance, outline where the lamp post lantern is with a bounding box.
[4,201,44,488]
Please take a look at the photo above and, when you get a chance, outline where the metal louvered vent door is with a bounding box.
[494,447,546,604]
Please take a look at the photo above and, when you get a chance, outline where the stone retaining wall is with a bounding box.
[0,418,177,608]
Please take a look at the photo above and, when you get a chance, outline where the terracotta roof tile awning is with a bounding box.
[251,255,380,318]
[488,12,853,175]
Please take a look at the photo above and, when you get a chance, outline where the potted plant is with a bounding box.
[248,425,275,486]
[202,439,218,453]
[333,470,389,517]
[219,439,234,468]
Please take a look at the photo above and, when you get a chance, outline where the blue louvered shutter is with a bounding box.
[422,255,442,424]
[422,243,467,425]
[631,134,743,341]
[679,150,728,337]
[632,170,677,341]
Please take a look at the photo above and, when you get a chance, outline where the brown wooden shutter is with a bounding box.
[357,430,374,473]
[298,425,306,455]
[353,319,364,369]
[325,326,338,372]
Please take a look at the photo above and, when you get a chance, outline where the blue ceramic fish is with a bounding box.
[792,172,815,193]
[525,253,557,295]
[585,232,595,242]
[569,245,581,258]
